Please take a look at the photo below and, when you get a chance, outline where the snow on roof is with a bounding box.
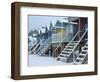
[41,28,45,33]
[37,27,46,33]
[54,19,78,28]
[59,19,78,24]
[59,19,69,23]
[69,22,78,24]
[54,26,64,28]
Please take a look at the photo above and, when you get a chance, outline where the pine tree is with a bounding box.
[55,20,61,27]
[45,26,48,32]
[49,22,53,30]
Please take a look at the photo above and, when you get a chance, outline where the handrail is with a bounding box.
[54,30,80,53]
[76,30,87,46]
[65,30,87,62]
[31,40,40,50]
[65,30,80,47]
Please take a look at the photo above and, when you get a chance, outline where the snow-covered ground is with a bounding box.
[28,54,73,67]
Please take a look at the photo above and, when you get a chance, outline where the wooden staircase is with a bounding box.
[57,41,78,62]
[37,38,51,56]
[74,42,88,64]
[56,30,87,63]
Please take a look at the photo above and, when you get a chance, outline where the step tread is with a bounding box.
[76,57,84,60]
[68,45,74,47]
[67,49,73,50]
[67,46,74,48]
[60,53,69,56]
[63,49,73,52]
[64,47,73,50]
[82,50,87,52]
[62,51,71,54]
[79,53,87,56]
[83,46,88,48]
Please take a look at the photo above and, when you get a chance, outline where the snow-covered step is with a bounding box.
[67,48,73,50]
[67,44,75,47]
[81,50,87,53]
[83,46,88,48]
[76,57,84,60]
[60,53,69,56]
[82,46,88,50]
[66,51,72,54]
[68,45,74,47]
[57,56,68,60]
[81,53,87,55]
[66,49,72,52]
[69,44,76,46]
[61,51,71,54]
[67,46,74,49]
[61,51,67,53]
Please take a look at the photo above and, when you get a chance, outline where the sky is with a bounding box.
[28,15,68,32]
